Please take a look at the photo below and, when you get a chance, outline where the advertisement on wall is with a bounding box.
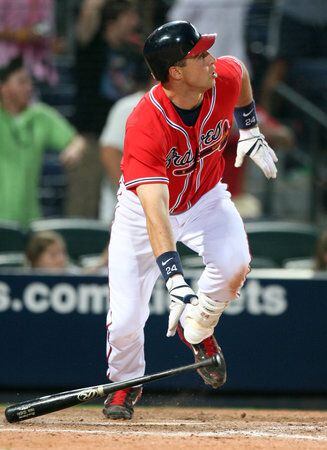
[0,270,326,393]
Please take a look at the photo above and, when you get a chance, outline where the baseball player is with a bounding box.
[103,21,278,420]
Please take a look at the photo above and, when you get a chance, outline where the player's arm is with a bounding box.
[234,63,278,179]
[136,183,197,337]
[136,183,174,256]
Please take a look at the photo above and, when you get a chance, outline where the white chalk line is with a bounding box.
[56,421,325,432]
[58,421,205,427]
[1,427,327,441]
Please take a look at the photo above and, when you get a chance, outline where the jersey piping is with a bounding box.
[196,83,216,191]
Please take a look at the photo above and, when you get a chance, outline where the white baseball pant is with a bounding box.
[106,182,251,381]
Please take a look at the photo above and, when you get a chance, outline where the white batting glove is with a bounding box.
[166,274,198,337]
[235,126,278,179]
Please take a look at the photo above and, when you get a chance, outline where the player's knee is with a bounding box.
[226,264,250,298]
[202,263,250,302]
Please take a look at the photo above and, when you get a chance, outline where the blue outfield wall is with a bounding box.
[0,269,326,393]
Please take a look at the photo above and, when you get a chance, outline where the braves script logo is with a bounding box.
[166,119,230,176]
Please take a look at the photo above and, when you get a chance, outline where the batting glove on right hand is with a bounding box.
[166,274,198,337]
[235,126,278,179]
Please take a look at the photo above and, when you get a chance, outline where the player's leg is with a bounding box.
[106,194,159,381]
[104,188,160,418]
[177,183,250,387]
[180,182,250,341]
[106,244,159,382]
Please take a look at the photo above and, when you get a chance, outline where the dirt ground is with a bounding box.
[1,406,327,450]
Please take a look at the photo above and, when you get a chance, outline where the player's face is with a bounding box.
[179,51,217,91]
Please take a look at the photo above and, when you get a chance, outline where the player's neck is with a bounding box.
[162,85,203,110]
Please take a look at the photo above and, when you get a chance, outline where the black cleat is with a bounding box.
[177,324,226,388]
[103,386,142,420]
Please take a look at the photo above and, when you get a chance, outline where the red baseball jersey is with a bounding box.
[122,56,243,214]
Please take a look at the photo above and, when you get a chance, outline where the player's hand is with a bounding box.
[235,126,278,179]
[166,274,197,337]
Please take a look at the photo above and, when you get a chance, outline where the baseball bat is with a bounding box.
[5,355,221,423]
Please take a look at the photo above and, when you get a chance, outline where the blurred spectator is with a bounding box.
[257,0,327,218]
[66,0,142,219]
[25,230,69,270]
[74,0,142,135]
[0,0,59,88]
[245,0,273,98]
[260,0,327,113]
[167,0,251,64]
[99,60,154,221]
[26,229,109,273]
[0,56,85,227]
[75,0,107,46]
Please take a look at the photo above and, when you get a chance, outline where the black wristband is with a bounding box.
[156,251,184,282]
[234,100,258,130]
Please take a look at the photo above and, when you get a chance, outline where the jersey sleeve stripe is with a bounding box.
[125,177,169,188]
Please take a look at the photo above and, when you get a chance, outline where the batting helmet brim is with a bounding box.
[186,33,217,58]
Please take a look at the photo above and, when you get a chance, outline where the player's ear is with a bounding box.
[168,65,183,81]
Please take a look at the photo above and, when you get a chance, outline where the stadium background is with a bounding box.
[0,1,327,448]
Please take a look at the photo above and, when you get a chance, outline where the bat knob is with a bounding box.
[208,351,227,388]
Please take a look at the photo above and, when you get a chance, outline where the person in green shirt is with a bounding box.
[0,56,85,227]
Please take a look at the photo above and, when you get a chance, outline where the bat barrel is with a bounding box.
[5,391,86,423]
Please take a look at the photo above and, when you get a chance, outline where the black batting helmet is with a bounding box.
[143,21,216,82]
